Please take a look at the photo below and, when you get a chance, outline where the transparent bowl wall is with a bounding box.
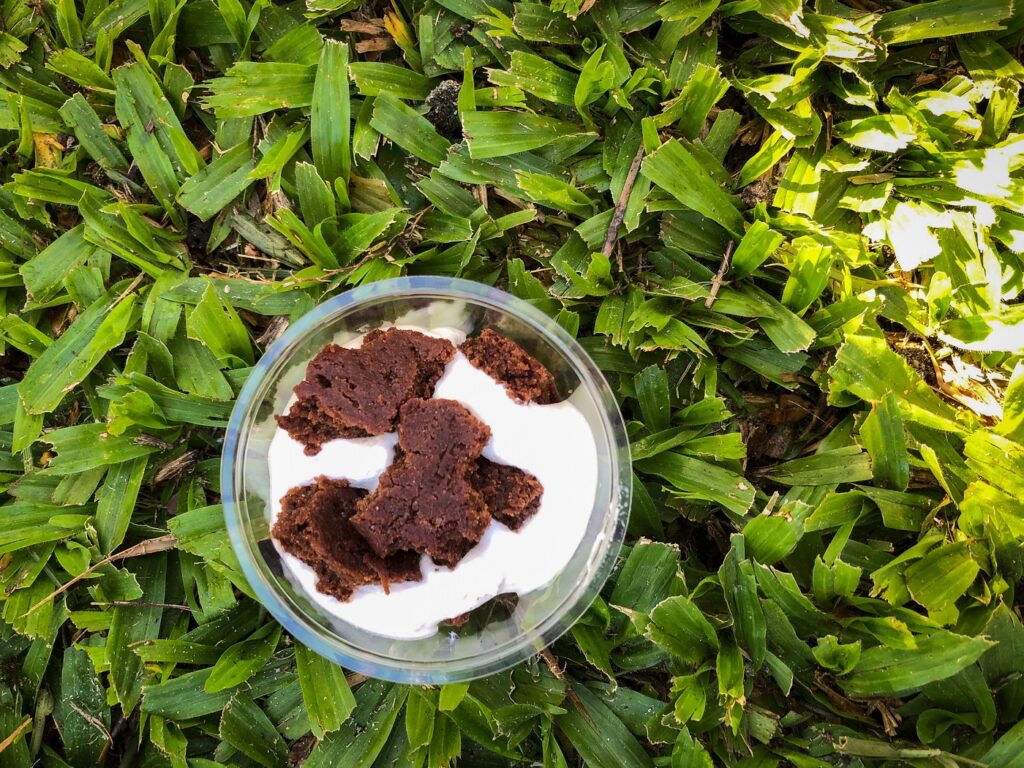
[223,277,631,683]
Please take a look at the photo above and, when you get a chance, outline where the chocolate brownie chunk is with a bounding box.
[273,476,422,600]
[460,329,559,404]
[471,459,543,530]
[274,398,369,455]
[276,328,455,454]
[351,398,491,566]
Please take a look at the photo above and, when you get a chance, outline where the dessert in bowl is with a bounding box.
[223,277,630,682]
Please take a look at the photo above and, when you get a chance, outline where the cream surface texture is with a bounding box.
[267,327,599,639]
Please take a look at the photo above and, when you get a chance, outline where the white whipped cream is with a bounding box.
[267,327,599,639]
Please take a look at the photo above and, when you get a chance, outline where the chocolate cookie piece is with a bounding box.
[460,329,559,404]
[273,476,422,600]
[471,459,543,530]
[351,398,491,566]
[276,328,455,454]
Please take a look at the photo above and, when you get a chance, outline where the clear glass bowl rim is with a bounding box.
[222,276,631,683]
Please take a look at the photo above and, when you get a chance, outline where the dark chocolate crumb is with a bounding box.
[461,329,559,404]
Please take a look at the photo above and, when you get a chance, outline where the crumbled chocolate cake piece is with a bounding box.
[460,329,559,404]
[276,328,455,454]
[273,476,422,600]
[275,398,369,455]
[471,459,543,530]
[351,398,491,566]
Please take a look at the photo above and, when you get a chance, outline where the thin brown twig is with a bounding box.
[0,717,31,755]
[92,601,192,611]
[113,273,146,306]
[539,648,594,725]
[602,144,645,272]
[70,702,111,743]
[705,240,735,309]
[28,534,178,614]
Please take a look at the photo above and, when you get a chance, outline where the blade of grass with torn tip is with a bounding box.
[637,451,756,516]
[248,125,310,185]
[659,63,728,139]
[904,542,980,625]
[106,553,166,715]
[634,364,671,432]
[311,40,351,199]
[729,221,784,280]
[513,4,580,43]
[304,684,408,768]
[219,692,289,768]
[720,535,767,670]
[744,508,806,565]
[58,94,128,173]
[48,51,114,92]
[496,51,577,106]
[40,423,163,475]
[461,111,586,159]
[773,149,821,216]
[142,657,297,720]
[764,446,873,486]
[645,595,719,664]
[55,647,111,766]
[370,93,450,166]
[86,0,147,42]
[860,392,910,491]
[185,284,254,366]
[205,624,282,693]
[177,142,257,221]
[841,631,995,697]
[295,642,355,738]
[80,195,189,276]
[642,138,744,235]
[348,62,435,100]
[875,0,1013,44]
[113,61,204,176]
[829,333,964,433]
[203,62,316,118]
[556,683,655,768]
[95,456,148,553]
[17,282,137,415]
[19,224,95,302]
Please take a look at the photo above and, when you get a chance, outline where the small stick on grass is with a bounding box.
[29,534,178,614]
[92,601,192,611]
[540,648,594,725]
[0,716,31,755]
[602,144,645,272]
[705,240,735,309]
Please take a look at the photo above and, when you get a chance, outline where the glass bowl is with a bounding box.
[222,276,630,683]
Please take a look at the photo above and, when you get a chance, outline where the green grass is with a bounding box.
[1,0,1024,765]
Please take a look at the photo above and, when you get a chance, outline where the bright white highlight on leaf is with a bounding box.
[864,201,952,271]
